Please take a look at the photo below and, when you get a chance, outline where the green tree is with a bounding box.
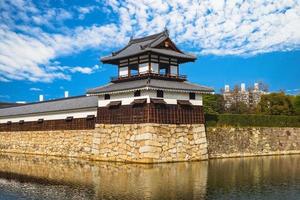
[293,95,300,115]
[257,92,294,115]
[228,101,249,114]
[203,94,225,114]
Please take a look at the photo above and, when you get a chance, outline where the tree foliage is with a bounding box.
[228,101,249,114]
[257,92,294,115]
[202,94,224,114]
[292,95,300,115]
[203,92,300,116]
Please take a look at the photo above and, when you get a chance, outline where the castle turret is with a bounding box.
[87,30,214,124]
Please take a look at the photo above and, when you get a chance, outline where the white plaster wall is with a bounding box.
[159,91,202,105]
[98,95,150,107]
[139,63,149,74]
[97,90,202,107]
[98,92,135,101]
[119,67,128,77]
[0,108,97,123]
[151,63,159,73]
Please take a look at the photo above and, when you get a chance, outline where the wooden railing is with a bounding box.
[111,72,187,83]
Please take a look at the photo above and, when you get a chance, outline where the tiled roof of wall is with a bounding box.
[0,96,98,118]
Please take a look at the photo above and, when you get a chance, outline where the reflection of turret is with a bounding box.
[0,153,208,200]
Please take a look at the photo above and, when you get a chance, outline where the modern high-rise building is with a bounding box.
[223,83,267,109]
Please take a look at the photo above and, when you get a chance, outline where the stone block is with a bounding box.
[141,152,160,159]
[129,135,135,141]
[195,138,207,145]
[169,148,177,154]
[92,148,99,154]
[193,126,204,133]
[135,132,153,141]
[139,146,161,153]
[93,138,100,144]
[144,140,162,147]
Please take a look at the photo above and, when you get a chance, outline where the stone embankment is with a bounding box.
[1,124,299,162]
[0,123,208,163]
[91,124,207,163]
[206,127,300,158]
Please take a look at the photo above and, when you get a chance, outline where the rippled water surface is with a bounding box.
[0,154,299,200]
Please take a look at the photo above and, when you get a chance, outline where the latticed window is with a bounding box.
[189,92,196,100]
[134,90,141,97]
[104,94,110,100]
[157,90,164,98]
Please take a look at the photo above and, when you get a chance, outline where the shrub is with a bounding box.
[205,114,300,127]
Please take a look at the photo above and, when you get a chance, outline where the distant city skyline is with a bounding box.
[1,0,300,103]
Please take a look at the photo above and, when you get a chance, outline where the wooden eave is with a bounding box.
[102,50,195,65]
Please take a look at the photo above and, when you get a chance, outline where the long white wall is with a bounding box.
[0,108,97,123]
[0,89,203,123]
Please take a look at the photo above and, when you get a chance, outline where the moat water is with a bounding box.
[0,154,299,200]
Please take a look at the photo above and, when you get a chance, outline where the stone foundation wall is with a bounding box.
[0,123,208,163]
[207,127,300,158]
[1,125,300,162]
[0,130,94,158]
[90,124,208,163]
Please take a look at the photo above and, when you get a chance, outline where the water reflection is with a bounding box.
[207,156,300,200]
[0,153,299,200]
[0,154,208,200]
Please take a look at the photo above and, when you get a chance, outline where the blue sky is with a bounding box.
[0,0,300,103]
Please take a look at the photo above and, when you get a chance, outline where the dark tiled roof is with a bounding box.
[0,96,98,118]
[0,102,20,108]
[101,30,196,63]
[87,78,214,94]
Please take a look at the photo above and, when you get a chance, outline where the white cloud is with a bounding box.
[0,22,125,82]
[106,0,300,55]
[0,26,69,82]
[77,6,100,19]
[0,76,10,82]
[70,67,93,74]
[69,65,102,74]
[286,88,300,94]
[1,0,300,83]
[29,87,42,91]
[1,0,73,28]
